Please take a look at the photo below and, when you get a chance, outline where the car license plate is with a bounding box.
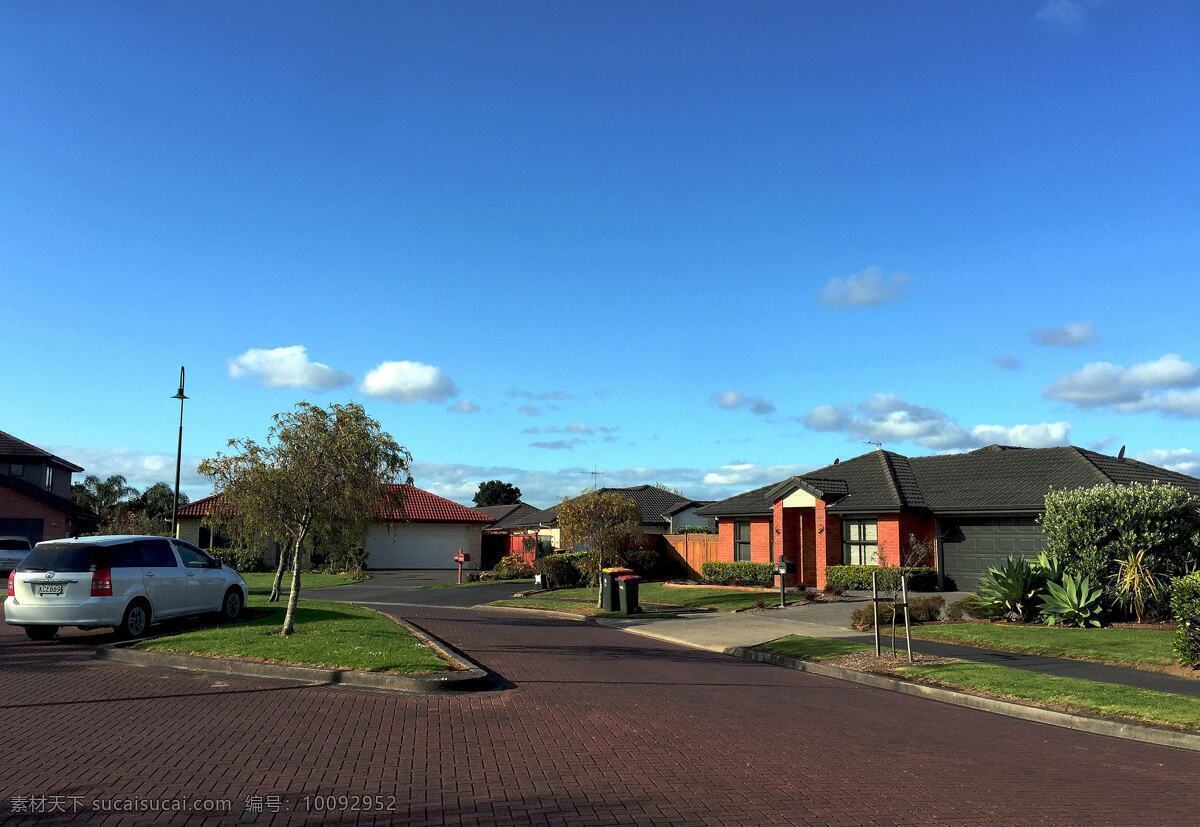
[36,584,64,596]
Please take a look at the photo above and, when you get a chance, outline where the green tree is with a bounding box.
[555,490,642,606]
[199,402,412,635]
[136,481,188,524]
[473,480,523,507]
[72,474,138,520]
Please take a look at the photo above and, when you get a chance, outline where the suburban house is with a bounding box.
[695,445,1200,590]
[477,501,542,567]
[0,429,99,541]
[502,485,705,561]
[176,483,494,570]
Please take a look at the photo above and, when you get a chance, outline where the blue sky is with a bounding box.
[2,1,1198,506]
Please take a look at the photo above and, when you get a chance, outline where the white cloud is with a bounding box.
[818,266,912,308]
[530,439,586,451]
[447,400,479,414]
[524,422,600,435]
[227,345,352,390]
[711,390,776,416]
[801,393,1071,451]
[993,355,1022,370]
[53,446,209,497]
[517,404,543,417]
[969,421,1072,449]
[1138,449,1200,477]
[410,460,809,506]
[361,360,458,403]
[1031,321,1095,347]
[1035,0,1086,32]
[508,389,574,401]
[1045,354,1200,414]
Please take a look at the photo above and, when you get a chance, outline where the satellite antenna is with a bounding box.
[1117,445,1126,460]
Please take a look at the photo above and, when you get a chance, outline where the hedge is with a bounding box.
[210,547,270,573]
[824,565,939,592]
[701,561,774,587]
[1042,482,1200,587]
[532,552,587,588]
[1172,572,1200,667]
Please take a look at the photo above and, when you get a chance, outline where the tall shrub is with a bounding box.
[1171,572,1200,667]
[1040,482,1200,587]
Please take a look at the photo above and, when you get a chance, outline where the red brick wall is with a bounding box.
[799,507,817,585]
[814,500,842,590]
[715,516,772,564]
[899,512,936,566]
[0,488,74,540]
[877,514,902,566]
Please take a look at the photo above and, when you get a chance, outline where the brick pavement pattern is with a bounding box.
[1,603,1199,825]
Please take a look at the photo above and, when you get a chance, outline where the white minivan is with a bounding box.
[5,535,247,640]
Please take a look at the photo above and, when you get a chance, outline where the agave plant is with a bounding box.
[1110,549,1164,624]
[975,557,1043,622]
[1040,573,1105,627]
[1033,551,1066,586]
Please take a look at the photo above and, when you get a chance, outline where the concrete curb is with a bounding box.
[729,646,1200,754]
[473,603,590,622]
[94,616,491,694]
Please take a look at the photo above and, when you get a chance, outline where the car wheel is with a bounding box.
[119,600,151,639]
[220,587,243,621]
[24,625,58,641]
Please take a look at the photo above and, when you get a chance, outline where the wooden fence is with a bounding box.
[662,532,720,579]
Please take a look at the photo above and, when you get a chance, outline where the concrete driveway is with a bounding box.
[307,569,528,608]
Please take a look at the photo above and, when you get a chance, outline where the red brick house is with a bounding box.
[696,445,1200,590]
[0,430,99,541]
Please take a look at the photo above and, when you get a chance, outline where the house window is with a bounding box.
[45,467,55,489]
[734,521,752,562]
[8,463,23,477]
[843,519,878,565]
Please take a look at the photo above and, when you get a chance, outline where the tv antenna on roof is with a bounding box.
[863,440,883,449]
[587,466,606,488]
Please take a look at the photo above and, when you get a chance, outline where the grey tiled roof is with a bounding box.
[478,502,543,530]
[508,486,692,528]
[0,430,84,472]
[696,445,1200,518]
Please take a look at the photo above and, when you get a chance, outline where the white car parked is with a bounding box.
[5,535,247,640]
[0,536,34,574]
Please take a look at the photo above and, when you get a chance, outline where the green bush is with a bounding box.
[493,553,535,579]
[532,552,586,588]
[824,565,939,592]
[701,561,774,587]
[212,546,269,573]
[1172,572,1200,667]
[946,596,990,621]
[1041,482,1200,589]
[1039,573,1105,627]
[677,526,717,534]
[624,548,670,578]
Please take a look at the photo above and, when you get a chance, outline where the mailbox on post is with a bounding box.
[774,558,793,608]
[453,548,470,584]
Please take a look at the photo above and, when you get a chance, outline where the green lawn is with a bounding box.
[905,661,1200,732]
[517,583,799,612]
[762,635,873,660]
[140,594,448,673]
[909,623,1176,670]
[239,571,367,596]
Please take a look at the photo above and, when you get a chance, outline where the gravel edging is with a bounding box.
[94,616,491,693]
[730,645,1200,753]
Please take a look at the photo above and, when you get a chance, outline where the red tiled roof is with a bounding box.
[175,485,493,524]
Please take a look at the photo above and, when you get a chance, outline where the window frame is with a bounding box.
[733,520,752,562]
[842,519,879,565]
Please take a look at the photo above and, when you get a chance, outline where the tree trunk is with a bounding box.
[267,544,288,603]
[281,534,305,636]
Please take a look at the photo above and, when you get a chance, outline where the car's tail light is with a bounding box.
[6,570,13,598]
[91,568,112,597]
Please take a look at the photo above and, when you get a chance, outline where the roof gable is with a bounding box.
[0,430,84,472]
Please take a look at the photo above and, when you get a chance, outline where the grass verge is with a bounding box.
[140,595,448,673]
[239,571,368,596]
[904,661,1200,732]
[910,623,1176,671]
[761,636,874,660]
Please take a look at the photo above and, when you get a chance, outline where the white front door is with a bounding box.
[365,524,475,569]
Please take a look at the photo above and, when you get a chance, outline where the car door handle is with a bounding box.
[144,572,155,577]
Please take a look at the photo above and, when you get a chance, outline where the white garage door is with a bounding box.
[365,523,475,569]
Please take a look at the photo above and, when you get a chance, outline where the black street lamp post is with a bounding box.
[170,366,188,536]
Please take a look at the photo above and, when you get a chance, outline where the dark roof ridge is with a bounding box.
[875,450,905,508]
[1067,446,1120,486]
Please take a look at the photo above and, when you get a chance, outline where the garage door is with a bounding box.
[939,516,1044,591]
[0,518,45,544]
[365,523,475,569]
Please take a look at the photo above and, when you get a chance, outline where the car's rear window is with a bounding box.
[17,542,142,572]
[0,539,31,551]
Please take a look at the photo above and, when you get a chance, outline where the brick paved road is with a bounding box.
[2,600,1199,825]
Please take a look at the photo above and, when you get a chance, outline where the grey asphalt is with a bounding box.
[306,569,528,607]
